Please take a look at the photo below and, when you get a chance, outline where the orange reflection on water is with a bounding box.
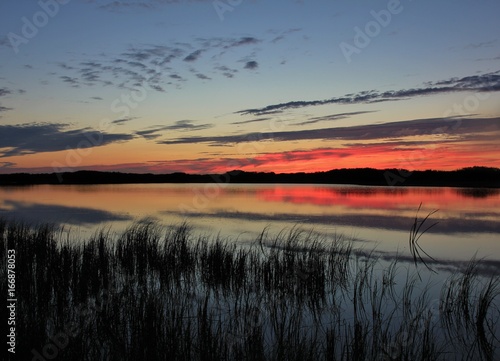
[1,184,499,261]
[255,185,500,218]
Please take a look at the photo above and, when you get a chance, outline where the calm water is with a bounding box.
[1,183,499,265]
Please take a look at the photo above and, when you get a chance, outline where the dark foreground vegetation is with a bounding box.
[1,219,499,360]
[1,166,499,187]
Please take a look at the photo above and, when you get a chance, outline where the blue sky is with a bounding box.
[0,0,499,173]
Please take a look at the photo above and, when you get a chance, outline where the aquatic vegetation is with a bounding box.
[0,218,498,360]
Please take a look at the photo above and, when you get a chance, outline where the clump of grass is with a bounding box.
[409,202,438,276]
[1,217,499,360]
[441,258,500,360]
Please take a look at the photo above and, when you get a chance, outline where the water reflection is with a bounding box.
[0,199,131,225]
[455,188,500,198]
[0,184,499,262]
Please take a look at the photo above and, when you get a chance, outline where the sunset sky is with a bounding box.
[0,0,499,174]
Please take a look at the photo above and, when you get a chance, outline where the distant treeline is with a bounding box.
[0,166,499,187]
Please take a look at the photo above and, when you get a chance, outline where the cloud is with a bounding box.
[0,161,16,168]
[464,40,497,49]
[158,116,500,145]
[50,32,265,92]
[215,65,238,78]
[183,49,203,62]
[97,1,156,12]
[149,84,165,92]
[195,73,211,80]
[0,36,11,49]
[169,73,184,81]
[0,123,134,157]
[231,117,271,125]
[244,61,258,70]
[112,117,137,125]
[196,36,261,50]
[60,76,80,87]
[477,55,500,62]
[55,45,184,91]
[226,37,260,48]
[88,0,224,12]
[270,28,302,43]
[0,88,12,114]
[0,88,11,97]
[237,71,500,115]
[136,120,213,139]
[163,120,213,131]
[0,200,131,226]
[294,111,377,126]
[57,62,75,70]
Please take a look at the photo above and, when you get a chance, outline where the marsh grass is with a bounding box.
[409,202,439,277]
[1,219,499,360]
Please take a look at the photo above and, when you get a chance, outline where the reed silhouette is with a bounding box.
[1,218,499,360]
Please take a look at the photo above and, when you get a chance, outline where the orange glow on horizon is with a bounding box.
[2,137,499,175]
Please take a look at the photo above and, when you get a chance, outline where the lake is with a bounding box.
[3,183,500,359]
[1,183,499,267]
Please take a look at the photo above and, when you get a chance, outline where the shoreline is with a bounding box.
[1,167,499,188]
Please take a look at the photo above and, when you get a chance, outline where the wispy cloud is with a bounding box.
[0,88,12,114]
[164,120,213,131]
[195,73,211,80]
[158,117,500,145]
[183,49,204,62]
[237,71,500,115]
[136,120,213,140]
[1,200,131,225]
[52,34,263,92]
[0,161,16,168]
[0,88,11,97]
[464,40,497,49]
[60,76,80,87]
[244,61,259,70]
[87,0,214,12]
[196,36,261,50]
[227,36,260,48]
[269,28,302,43]
[0,123,134,157]
[215,65,238,78]
[478,56,500,62]
[0,36,11,49]
[231,117,271,125]
[294,111,377,126]
[112,117,138,125]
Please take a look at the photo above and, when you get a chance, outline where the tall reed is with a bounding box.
[1,218,498,360]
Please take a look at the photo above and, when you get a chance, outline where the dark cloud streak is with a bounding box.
[136,120,213,140]
[244,61,258,70]
[0,123,134,157]
[294,111,377,126]
[237,71,500,115]
[158,117,500,145]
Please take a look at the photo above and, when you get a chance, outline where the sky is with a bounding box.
[0,0,499,174]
